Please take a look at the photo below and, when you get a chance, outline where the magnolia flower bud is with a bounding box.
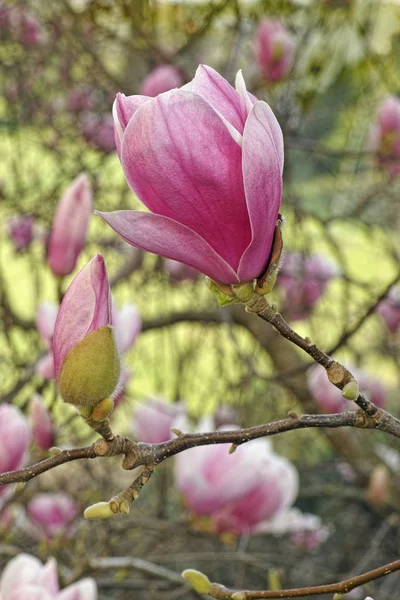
[254,19,295,83]
[29,395,55,451]
[48,173,93,277]
[52,255,121,414]
[140,65,183,97]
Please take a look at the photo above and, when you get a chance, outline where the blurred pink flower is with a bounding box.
[36,352,55,380]
[279,252,339,320]
[369,96,400,176]
[36,302,59,348]
[48,174,93,277]
[30,395,55,451]
[308,364,386,414]
[7,216,34,251]
[213,405,240,429]
[288,512,329,551]
[0,554,96,599]
[376,286,400,333]
[175,436,299,534]
[112,302,142,354]
[254,19,295,82]
[133,397,185,443]
[4,7,42,46]
[164,259,201,283]
[66,85,94,113]
[27,493,76,538]
[0,405,31,495]
[98,64,283,285]
[140,65,184,97]
[81,113,115,153]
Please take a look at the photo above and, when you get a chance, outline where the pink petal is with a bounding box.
[36,302,59,346]
[112,303,142,354]
[188,64,248,134]
[120,90,251,272]
[52,254,111,379]
[35,352,55,380]
[57,578,97,600]
[9,585,53,600]
[238,101,282,281]
[37,558,60,595]
[114,93,150,131]
[96,211,239,284]
[0,554,42,600]
[48,173,93,277]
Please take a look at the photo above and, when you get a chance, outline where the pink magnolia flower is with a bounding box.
[48,174,93,277]
[0,554,96,600]
[36,352,55,380]
[254,19,295,83]
[140,65,184,97]
[369,96,400,176]
[279,252,339,320]
[27,493,76,538]
[4,7,42,47]
[30,395,55,451]
[7,216,34,251]
[36,302,59,348]
[376,286,400,333]
[133,397,184,443]
[288,512,329,551]
[308,364,386,414]
[52,254,121,411]
[97,64,283,285]
[164,259,201,283]
[81,113,115,153]
[112,302,142,354]
[175,436,299,534]
[0,405,31,495]
[66,85,94,113]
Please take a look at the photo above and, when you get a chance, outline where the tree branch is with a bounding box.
[199,558,400,598]
[2,406,400,487]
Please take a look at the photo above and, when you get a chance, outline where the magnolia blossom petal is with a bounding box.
[114,93,150,131]
[36,352,55,380]
[52,254,111,378]
[37,558,59,595]
[0,554,43,599]
[9,584,53,600]
[0,405,31,475]
[96,211,239,284]
[36,302,59,345]
[238,101,282,281]
[189,64,247,133]
[112,303,142,354]
[140,65,183,97]
[120,90,251,271]
[30,394,54,450]
[48,173,93,277]
[57,578,97,600]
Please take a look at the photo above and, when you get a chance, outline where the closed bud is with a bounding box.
[53,255,121,413]
[182,569,211,594]
[48,173,92,277]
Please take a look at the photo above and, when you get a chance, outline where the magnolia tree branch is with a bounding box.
[1,406,400,488]
[184,558,400,599]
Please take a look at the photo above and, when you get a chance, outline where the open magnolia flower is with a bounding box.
[97,65,283,286]
[0,554,96,600]
[175,433,299,534]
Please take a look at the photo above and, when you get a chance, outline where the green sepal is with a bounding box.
[59,326,120,410]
